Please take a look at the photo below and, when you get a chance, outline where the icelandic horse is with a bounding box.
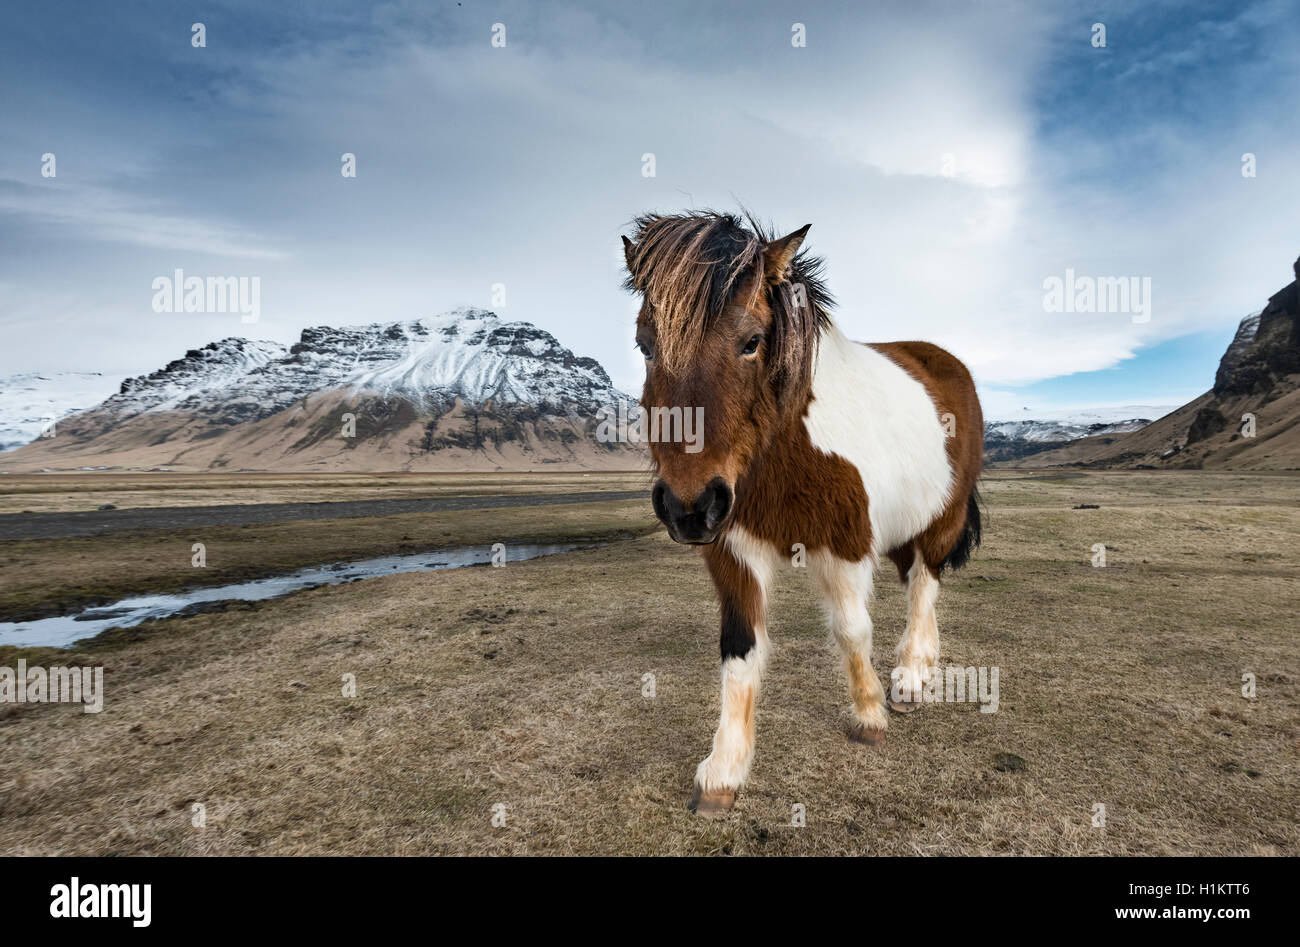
[622,211,984,817]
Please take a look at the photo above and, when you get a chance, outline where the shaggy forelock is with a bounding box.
[622,212,765,373]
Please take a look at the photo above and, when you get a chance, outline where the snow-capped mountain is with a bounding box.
[985,418,1151,443]
[110,338,286,419]
[0,371,126,452]
[94,309,623,425]
[985,406,1176,444]
[4,310,644,472]
[982,406,1174,462]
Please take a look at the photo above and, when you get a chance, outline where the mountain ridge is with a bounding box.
[2,309,645,473]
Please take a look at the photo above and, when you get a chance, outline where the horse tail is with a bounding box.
[940,486,983,572]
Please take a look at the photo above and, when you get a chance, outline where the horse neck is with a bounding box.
[735,318,834,500]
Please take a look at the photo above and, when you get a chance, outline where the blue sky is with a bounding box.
[1000,327,1238,416]
[1,0,1297,419]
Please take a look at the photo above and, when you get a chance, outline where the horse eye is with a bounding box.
[636,342,653,360]
[742,334,762,356]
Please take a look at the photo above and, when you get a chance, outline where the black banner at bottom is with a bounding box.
[0,855,1281,933]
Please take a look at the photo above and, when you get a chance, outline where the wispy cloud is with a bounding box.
[0,180,287,260]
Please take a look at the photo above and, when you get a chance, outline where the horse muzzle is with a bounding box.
[652,477,734,545]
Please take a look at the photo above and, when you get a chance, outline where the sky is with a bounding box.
[1,0,1298,420]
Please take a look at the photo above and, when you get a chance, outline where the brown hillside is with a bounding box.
[2,388,647,474]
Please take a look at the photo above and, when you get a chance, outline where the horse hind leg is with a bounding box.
[887,543,941,714]
[810,550,887,745]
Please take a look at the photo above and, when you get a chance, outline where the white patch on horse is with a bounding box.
[693,525,779,795]
[809,547,887,734]
[803,325,954,559]
[725,523,780,591]
[695,645,767,793]
[891,551,941,700]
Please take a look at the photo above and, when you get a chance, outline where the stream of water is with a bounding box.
[0,543,585,649]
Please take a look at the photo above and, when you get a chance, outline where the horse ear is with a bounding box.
[763,225,810,282]
[765,225,818,412]
[622,235,636,269]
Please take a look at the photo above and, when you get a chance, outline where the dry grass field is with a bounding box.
[0,471,653,515]
[0,490,654,622]
[1,470,1297,855]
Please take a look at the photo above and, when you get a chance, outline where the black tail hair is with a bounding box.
[940,487,983,573]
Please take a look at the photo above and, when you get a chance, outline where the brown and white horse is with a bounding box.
[622,211,984,817]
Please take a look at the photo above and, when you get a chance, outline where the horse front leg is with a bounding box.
[689,537,772,818]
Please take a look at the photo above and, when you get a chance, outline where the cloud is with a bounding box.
[0,0,1296,411]
[0,180,287,260]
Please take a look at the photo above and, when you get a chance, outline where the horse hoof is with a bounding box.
[887,697,921,714]
[848,723,887,746]
[688,786,736,818]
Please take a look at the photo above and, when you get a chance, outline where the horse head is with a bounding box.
[622,211,829,544]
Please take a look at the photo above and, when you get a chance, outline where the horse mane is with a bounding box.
[622,210,834,381]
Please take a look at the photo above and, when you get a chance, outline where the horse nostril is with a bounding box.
[702,478,733,530]
[652,479,678,525]
[653,478,731,541]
